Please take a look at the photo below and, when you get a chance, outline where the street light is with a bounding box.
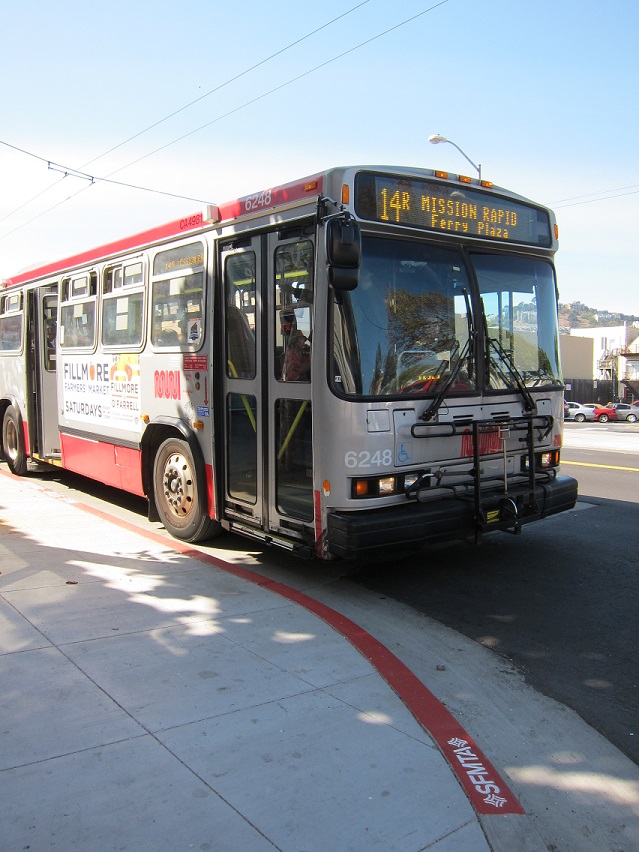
[428,134,481,181]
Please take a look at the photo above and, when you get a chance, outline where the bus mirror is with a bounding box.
[326,215,361,291]
[326,216,361,266]
[328,266,359,291]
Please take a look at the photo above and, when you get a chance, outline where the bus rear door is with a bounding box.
[27,286,61,460]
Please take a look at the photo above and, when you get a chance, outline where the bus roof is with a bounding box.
[2,164,554,288]
[2,171,325,288]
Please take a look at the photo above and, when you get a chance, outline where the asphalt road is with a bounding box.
[351,422,639,765]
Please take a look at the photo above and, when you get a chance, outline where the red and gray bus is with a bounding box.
[0,165,577,558]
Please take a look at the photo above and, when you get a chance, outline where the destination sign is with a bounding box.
[354,172,552,247]
[154,241,204,276]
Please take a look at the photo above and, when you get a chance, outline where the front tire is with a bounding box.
[575,413,586,422]
[626,414,637,423]
[152,438,219,542]
[598,414,609,423]
[2,405,28,476]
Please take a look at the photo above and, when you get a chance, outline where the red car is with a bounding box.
[592,405,617,423]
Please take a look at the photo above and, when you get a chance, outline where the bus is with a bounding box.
[0,165,577,559]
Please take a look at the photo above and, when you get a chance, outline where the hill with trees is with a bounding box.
[558,301,639,331]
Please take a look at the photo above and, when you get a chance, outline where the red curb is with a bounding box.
[0,467,525,815]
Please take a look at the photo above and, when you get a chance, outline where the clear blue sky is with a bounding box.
[1,0,637,313]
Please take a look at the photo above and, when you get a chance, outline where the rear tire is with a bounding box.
[2,405,28,476]
[575,413,586,422]
[152,438,220,542]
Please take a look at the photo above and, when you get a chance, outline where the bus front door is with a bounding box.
[28,287,60,460]
[220,231,314,548]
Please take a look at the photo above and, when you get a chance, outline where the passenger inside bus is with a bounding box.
[280,311,310,382]
[226,305,255,379]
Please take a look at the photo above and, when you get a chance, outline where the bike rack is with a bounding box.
[409,414,555,536]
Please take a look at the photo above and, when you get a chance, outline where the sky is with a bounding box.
[1,0,638,313]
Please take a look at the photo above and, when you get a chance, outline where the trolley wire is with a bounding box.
[551,185,639,208]
[0,1,450,244]
[80,1,373,170]
[104,1,451,179]
[0,1,373,235]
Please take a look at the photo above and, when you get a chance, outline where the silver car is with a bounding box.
[609,403,638,422]
[564,401,596,422]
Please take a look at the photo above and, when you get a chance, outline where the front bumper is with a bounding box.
[326,474,578,559]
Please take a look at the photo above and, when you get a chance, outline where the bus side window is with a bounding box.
[151,242,205,350]
[59,273,97,349]
[0,298,23,352]
[151,273,204,348]
[102,263,145,348]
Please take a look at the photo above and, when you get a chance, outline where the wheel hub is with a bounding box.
[162,453,194,516]
[5,421,18,462]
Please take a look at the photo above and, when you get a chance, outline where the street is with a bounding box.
[352,422,639,765]
[7,421,638,770]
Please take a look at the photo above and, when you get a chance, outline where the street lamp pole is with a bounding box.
[428,134,481,181]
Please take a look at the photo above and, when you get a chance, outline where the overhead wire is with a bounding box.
[105,1,451,178]
[0,0,373,234]
[551,185,639,208]
[0,140,215,204]
[80,1,372,170]
[1,0,450,244]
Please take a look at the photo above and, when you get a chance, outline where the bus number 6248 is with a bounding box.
[345,449,393,468]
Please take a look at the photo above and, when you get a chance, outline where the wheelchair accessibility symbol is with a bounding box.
[397,442,412,464]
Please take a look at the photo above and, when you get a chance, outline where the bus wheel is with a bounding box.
[153,438,218,542]
[2,405,28,476]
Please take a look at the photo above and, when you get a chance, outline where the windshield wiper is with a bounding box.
[420,337,471,422]
[487,336,536,413]
[420,288,475,423]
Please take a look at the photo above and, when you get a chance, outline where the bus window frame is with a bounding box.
[101,256,147,351]
[59,270,98,352]
[0,291,24,354]
[149,239,207,352]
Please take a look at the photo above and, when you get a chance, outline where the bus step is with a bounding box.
[229,521,314,558]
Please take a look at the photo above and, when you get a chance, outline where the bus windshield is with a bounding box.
[475,254,562,391]
[331,237,562,399]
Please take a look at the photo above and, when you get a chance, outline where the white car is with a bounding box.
[564,401,596,422]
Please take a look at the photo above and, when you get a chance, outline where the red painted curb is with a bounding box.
[1,468,525,815]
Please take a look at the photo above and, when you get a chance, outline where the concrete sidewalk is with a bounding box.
[0,470,543,851]
[3,469,639,852]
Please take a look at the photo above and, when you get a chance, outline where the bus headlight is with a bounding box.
[378,476,397,495]
[351,472,422,498]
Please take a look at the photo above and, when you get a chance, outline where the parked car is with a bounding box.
[564,401,596,422]
[608,403,638,422]
[591,405,617,423]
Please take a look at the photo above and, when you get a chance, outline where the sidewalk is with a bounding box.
[0,469,549,851]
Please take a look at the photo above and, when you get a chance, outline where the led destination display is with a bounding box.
[354,172,553,247]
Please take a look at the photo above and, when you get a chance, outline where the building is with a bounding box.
[568,324,639,402]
